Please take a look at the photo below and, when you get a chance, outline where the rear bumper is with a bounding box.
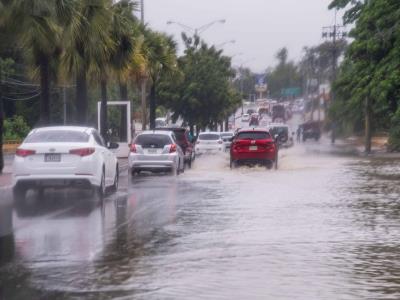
[231,152,276,162]
[196,147,223,154]
[13,174,97,189]
[128,154,177,170]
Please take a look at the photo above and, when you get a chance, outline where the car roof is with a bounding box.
[31,126,94,134]
[199,131,220,135]
[138,130,174,136]
[156,127,186,132]
[237,127,269,133]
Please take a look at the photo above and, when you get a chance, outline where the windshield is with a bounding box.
[24,130,89,143]
[236,131,271,140]
[135,134,171,148]
[199,134,220,140]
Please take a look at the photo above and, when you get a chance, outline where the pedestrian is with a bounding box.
[296,126,301,143]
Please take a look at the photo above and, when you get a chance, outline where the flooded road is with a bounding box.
[1,142,400,300]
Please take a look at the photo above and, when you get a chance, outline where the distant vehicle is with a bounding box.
[267,123,294,148]
[220,132,234,151]
[155,127,195,168]
[12,126,119,201]
[155,117,167,128]
[247,109,256,115]
[241,114,250,122]
[196,132,224,155]
[272,104,286,122]
[230,128,278,169]
[301,121,321,141]
[129,131,185,175]
[249,114,260,126]
[258,107,269,116]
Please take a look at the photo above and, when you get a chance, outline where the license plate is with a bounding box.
[249,146,258,151]
[45,153,61,162]
[147,148,157,154]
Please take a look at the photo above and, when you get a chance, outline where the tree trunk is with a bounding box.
[76,71,88,124]
[39,55,50,125]
[149,84,156,130]
[0,90,4,174]
[224,118,229,131]
[119,82,128,100]
[141,79,147,130]
[365,96,372,154]
[100,79,108,141]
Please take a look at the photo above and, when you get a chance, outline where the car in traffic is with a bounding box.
[220,132,234,151]
[230,128,278,169]
[156,126,195,168]
[267,123,294,148]
[241,114,250,122]
[195,132,224,155]
[12,126,119,201]
[129,131,185,175]
[249,113,260,126]
[301,121,321,141]
[155,117,168,128]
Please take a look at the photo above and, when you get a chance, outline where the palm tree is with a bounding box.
[3,0,72,125]
[142,30,177,129]
[63,0,114,125]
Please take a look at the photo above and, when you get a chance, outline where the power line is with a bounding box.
[3,92,41,101]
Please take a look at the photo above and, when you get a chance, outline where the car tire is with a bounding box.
[94,169,106,200]
[187,158,192,169]
[111,165,119,193]
[274,156,278,170]
[230,159,236,169]
[13,185,27,203]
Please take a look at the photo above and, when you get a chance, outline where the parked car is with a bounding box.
[12,126,119,201]
[220,132,234,151]
[156,127,195,168]
[301,121,321,141]
[230,128,278,169]
[129,131,185,175]
[196,132,224,154]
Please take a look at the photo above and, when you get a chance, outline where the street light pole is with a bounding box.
[140,0,147,130]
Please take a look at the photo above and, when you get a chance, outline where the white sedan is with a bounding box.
[195,132,224,154]
[12,126,119,200]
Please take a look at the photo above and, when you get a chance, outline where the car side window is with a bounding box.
[93,131,106,147]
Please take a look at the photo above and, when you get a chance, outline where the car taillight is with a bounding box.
[170,144,177,153]
[130,144,137,153]
[16,149,36,157]
[69,148,95,157]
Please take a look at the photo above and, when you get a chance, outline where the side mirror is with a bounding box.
[229,137,234,142]
[108,142,119,149]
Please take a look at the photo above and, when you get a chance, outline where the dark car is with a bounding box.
[301,121,321,141]
[272,104,286,122]
[230,128,278,170]
[156,127,195,167]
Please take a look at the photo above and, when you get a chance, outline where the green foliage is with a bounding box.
[266,48,302,99]
[157,36,241,129]
[3,116,30,141]
[331,0,400,142]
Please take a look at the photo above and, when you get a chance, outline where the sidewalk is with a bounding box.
[0,155,13,189]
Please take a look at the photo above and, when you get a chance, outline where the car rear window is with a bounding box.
[135,134,172,148]
[173,131,185,141]
[199,134,220,140]
[24,130,90,143]
[236,131,271,140]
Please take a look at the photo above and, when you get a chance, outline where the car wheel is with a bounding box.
[111,165,119,193]
[181,161,185,173]
[95,169,106,199]
[13,185,27,203]
[187,158,192,169]
[230,159,236,169]
[274,156,278,170]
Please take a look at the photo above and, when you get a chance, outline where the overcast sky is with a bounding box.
[142,0,343,73]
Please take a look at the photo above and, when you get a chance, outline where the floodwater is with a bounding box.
[1,141,400,300]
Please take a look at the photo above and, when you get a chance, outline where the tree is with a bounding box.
[157,35,240,133]
[266,48,302,99]
[2,0,74,125]
[330,0,400,152]
[63,0,114,125]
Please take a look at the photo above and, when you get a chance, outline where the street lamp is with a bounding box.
[167,19,226,36]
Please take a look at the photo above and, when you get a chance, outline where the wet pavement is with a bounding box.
[1,140,400,299]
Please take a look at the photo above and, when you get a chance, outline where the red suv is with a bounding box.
[156,127,195,168]
[230,128,278,169]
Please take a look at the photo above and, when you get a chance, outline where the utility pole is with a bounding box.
[322,11,347,144]
[140,0,147,130]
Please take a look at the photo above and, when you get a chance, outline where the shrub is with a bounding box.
[3,116,31,141]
